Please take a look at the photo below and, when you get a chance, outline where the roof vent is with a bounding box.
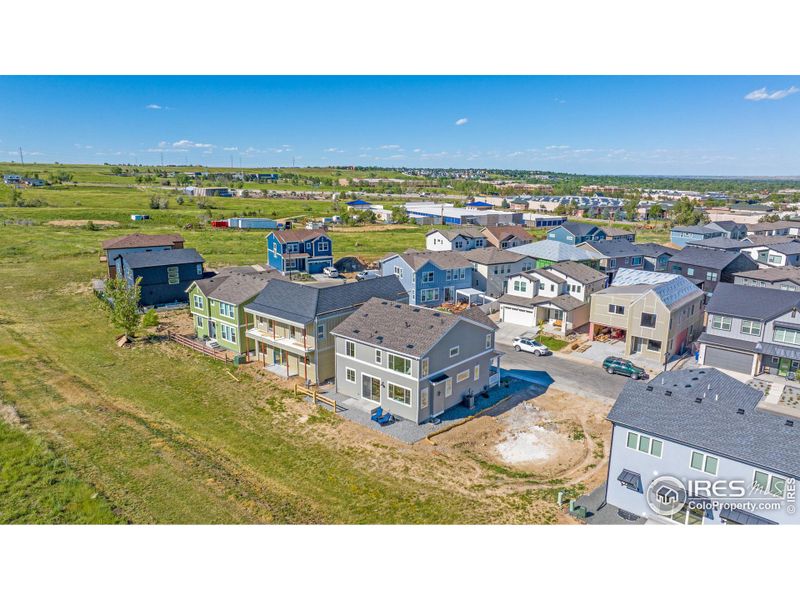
[665,390,672,397]
[406,344,414,349]
[691,377,699,381]
[786,420,794,427]
[646,385,653,392]
[381,301,388,305]
[353,329,360,334]
[695,398,703,403]
[736,408,745,415]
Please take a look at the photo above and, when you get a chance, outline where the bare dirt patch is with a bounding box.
[334,224,414,232]
[0,403,25,428]
[47,219,119,227]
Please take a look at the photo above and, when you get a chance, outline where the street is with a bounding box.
[497,342,628,404]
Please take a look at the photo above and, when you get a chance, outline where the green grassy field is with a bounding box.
[0,181,580,524]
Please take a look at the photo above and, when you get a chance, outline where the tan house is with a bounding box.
[588,269,704,364]
[244,277,407,383]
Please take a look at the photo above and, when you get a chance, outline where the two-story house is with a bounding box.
[266,229,333,274]
[380,250,474,307]
[507,239,599,269]
[605,368,800,525]
[667,246,758,294]
[635,243,675,272]
[670,225,724,248]
[705,220,748,240]
[331,298,500,424]
[101,233,184,278]
[740,240,800,268]
[244,276,408,383]
[425,227,487,251]
[117,247,205,307]
[734,266,800,292]
[481,225,533,249]
[546,222,606,245]
[186,266,285,355]
[698,282,800,377]
[746,220,800,238]
[588,269,705,365]
[578,239,645,284]
[600,226,636,242]
[498,261,605,334]
[463,248,533,298]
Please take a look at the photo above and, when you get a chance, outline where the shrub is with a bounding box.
[141,309,159,328]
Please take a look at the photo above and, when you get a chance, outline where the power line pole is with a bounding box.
[18,147,24,165]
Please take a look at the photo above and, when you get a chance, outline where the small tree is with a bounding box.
[104,276,142,338]
[141,308,160,328]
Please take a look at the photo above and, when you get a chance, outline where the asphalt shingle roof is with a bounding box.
[462,247,526,265]
[427,227,485,241]
[245,276,408,324]
[579,239,643,258]
[704,282,800,321]
[102,233,184,250]
[668,246,746,269]
[207,271,284,304]
[122,248,204,269]
[272,229,329,244]
[546,261,605,284]
[607,368,800,479]
[557,221,599,236]
[634,242,675,257]
[395,250,473,270]
[735,266,800,285]
[508,240,596,262]
[331,297,494,358]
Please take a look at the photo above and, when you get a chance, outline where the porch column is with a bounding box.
[589,323,595,341]
[285,350,289,377]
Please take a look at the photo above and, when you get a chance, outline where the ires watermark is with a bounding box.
[646,475,796,518]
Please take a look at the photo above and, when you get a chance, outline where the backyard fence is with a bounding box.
[166,330,231,363]
[294,383,337,412]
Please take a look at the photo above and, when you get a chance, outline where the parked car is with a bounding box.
[602,356,647,380]
[323,266,340,278]
[356,269,380,281]
[512,335,552,356]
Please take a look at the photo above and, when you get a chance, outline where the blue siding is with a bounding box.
[381,255,473,307]
[266,232,333,274]
[546,225,606,245]
[122,260,204,306]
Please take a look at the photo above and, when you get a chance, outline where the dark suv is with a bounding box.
[602,356,647,380]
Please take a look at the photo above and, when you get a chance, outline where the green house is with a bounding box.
[186,267,285,355]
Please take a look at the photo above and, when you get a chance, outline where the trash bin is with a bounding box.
[233,354,246,366]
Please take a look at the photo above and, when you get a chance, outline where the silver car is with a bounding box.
[512,336,552,356]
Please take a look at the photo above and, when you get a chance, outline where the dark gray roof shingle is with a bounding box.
[580,239,642,258]
[546,260,605,284]
[123,248,204,269]
[669,246,747,269]
[607,368,800,479]
[705,282,800,321]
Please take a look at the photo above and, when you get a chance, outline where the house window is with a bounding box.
[421,357,429,377]
[420,289,439,303]
[513,280,527,293]
[774,326,800,346]
[422,271,434,283]
[459,268,466,280]
[456,369,469,383]
[220,323,237,343]
[641,313,657,328]
[647,339,662,352]
[454,241,463,249]
[420,388,429,409]
[375,349,382,364]
[318,241,329,252]
[690,451,719,476]
[740,320,762,336]
[753,470,785,497]
[394,266,403,278]
[317,324,325,339]
[445,378,452,397]
[625,431,663,457]
[768,254,782,264]
[474,365,480,381]
[608,259,617,269]
[388,383,411,406]
[388,353,411,375]
[219,302,235,318]
[706,271,718,282]
[167,266,180,285]
[485,334,492,349]
[196,316,203,328]
[345,367,356,383]
[710,315,732,332]
[608,304,625,315]
[196,264,203,275]
[446,269,452,281]
[193,295,204,310]
[345,341,355,357]
[449,346,460,358]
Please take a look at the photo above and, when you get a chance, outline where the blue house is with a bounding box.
[117,247,205,307]
[546,222,607,245]
[101,233,185,278]
[670,225,724,248]
[267,229,333,274]
[381,250,474,307]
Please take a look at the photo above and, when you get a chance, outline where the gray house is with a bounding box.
[698,282,800,376]
[635,243,675,272]
[734,266,800,292]
[578,239,645,284]
[331,299,500,424]
[668,246,758,294]
[463,247,533,297]
[605,368,799,524]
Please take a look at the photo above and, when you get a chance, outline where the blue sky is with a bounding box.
[0,76,798,176]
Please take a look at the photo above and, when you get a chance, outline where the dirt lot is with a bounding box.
[47,219,119,227]
[333,224,414,232]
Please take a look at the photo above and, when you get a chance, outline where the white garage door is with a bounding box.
[502,305,535,326]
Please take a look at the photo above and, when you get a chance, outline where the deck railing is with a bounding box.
[166,330,231,363]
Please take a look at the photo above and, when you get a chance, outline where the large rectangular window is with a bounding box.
[608,304,625,315]
[456,369,469,383]
[625,431,663,457]
[220,323,237,343]
[388,353,411,375]
[710,315,732,332]
[193,295,204,310]
[740,320,762,336]
[690,451,718,475]
[641,313,657,328]
[345,341,355,357]
[753,470,786,497]
[513,280,527,293]
[219,302,235,318]
[774,326,800,346]
[422,271,434,283]
[420,288,439,303]
[387,383,411,406]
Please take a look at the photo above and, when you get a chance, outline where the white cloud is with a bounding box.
[172,139,214,149]
[380,144,401,150]
[744,86,799,101]
[546,145,570,150]
[223,146,238,152]
[413,148,422,153]
[145,104,162,110]
[324,147,344,153]
[455,117,468,126]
